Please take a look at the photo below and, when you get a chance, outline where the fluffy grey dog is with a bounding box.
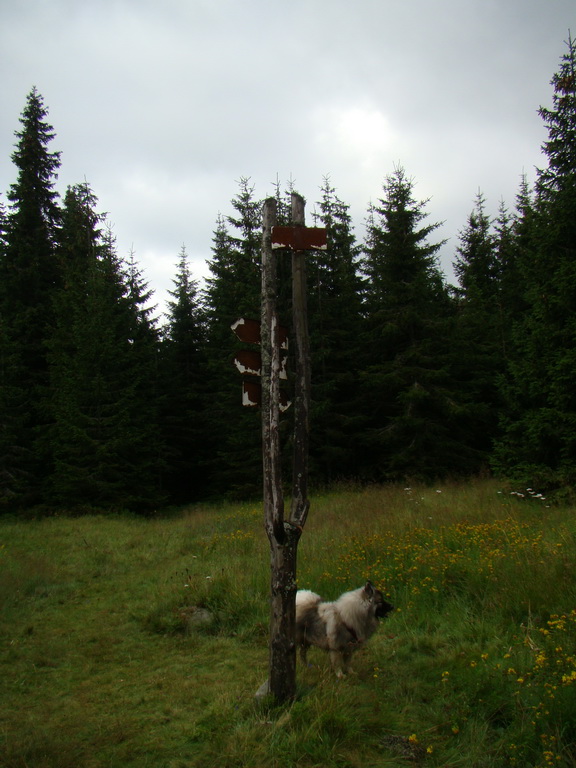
[295,581,394,677]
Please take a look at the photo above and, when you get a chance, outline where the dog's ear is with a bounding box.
[364,581,375,598]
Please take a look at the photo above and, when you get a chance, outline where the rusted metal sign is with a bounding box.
[271,225,327,252]
[231,317,288,349]
[242,379,261,407]
[231,317,261,345]
[242,380,291,411]
[233,348,261,377]
[233,349,287,380]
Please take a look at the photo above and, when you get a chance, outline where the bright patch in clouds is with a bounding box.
[314,104,400,169]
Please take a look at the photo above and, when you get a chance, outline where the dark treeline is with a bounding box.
[1,36,575,513]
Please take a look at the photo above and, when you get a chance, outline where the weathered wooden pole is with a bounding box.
[260,197,301,703]
[290,193,311,532]
[256,194,322,704]
[261,198,284,546]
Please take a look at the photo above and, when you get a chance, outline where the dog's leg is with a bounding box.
[300,644,309,666]
[342,648,354,675]
[330,650,345,677]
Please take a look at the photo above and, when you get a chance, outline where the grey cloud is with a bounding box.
[1,0,573,312]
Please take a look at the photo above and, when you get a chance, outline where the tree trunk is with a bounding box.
[259,195,311,704]
[290,193,311,532]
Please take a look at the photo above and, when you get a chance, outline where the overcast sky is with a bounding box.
[1,0,574,318]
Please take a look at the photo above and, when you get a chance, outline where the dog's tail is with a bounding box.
[295,589,322,619]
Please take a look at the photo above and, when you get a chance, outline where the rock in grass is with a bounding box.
[180,606,214,633]
[254,679,271,700]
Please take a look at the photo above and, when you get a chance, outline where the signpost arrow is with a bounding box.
[242,379,261,408]
[242,380,291,411]
[232,319,289,408]
[271,225,327,252]
[233,348,261,377]
[230,317,262,345]
[233,349,287,380]
[231,317,288,350]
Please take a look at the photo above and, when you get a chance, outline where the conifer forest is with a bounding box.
[1,36,575,514]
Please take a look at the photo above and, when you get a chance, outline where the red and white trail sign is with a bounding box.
[231,317,288,349]
[241,380,291,411]
[231,318,289,409]
[271,225,327,252]
[230,317,261,345]
[233,348,287,380]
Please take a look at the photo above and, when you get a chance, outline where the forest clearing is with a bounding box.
[2,481,575,767]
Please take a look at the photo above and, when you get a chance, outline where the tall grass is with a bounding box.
[1,480,575,767]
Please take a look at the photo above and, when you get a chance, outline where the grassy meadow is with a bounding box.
[1,480,576,767]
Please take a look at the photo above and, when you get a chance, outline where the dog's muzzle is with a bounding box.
[376,600,394,619]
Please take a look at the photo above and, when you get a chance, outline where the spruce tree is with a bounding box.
[308,177,364,481]
[0,88,62,504]
[0,198,21,505]
[493,199,519,353]
[47,187,164,511]
[453,192,497,302]
[160,245,208,502]
[492,35,576,493]
[359,166,463,480]
[122,247,166,508]
[0,298,25,506]
[451,193,505,464]
[509,175,537,295]
[203,180,263,497]
[2,88,61,361]
[47,183,110,506]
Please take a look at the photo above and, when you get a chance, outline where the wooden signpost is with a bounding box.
[232,193,326,703]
